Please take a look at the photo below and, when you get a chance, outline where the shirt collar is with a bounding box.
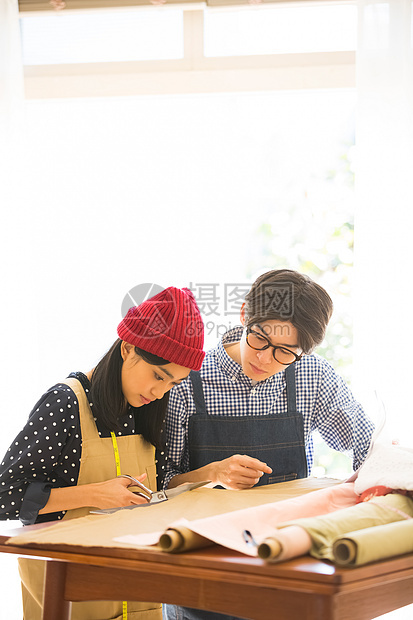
[214,325,244,380]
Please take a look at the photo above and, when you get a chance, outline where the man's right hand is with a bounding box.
[209,454,272,489]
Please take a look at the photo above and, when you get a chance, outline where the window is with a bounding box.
[20,7,184,64]
[204,3,357,56]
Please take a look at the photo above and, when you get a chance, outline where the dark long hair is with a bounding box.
[89,339,168,449]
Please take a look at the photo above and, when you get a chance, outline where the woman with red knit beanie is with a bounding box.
[0,287,205,620]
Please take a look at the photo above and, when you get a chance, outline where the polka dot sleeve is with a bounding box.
[0,384,81,524]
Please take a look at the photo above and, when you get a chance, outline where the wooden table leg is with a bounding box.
[42,560,72,620]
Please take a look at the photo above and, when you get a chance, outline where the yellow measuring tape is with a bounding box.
[111,432,128,620]
[111,431,122,476]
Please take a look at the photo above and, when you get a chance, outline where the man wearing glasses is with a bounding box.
[163,269,374,496]
[162,269,374,620]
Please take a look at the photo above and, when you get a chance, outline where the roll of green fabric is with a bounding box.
[332,519,413,566]
[277,494,413,562]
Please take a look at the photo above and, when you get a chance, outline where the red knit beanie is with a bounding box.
[117,287,205,371]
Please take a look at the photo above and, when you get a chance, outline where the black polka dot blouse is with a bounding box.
[0,372,166,525]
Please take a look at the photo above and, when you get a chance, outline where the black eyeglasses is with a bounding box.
[246,327,303,366]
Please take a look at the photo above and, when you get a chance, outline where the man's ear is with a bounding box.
[240,303,246,327]
[120,341,134,361]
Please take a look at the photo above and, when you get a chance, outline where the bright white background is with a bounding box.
[2,85,359,438]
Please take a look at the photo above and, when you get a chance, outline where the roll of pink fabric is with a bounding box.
[159,482,359,555]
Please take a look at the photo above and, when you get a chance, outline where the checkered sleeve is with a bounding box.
[311,358,375,471]
[163,380,192,489]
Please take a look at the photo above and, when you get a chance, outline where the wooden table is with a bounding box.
[1,525,413,620]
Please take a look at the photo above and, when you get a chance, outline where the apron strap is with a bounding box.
[191,364,297,416]
[62,377,101,441]
[189,370,207,415]
[285,363,297,414]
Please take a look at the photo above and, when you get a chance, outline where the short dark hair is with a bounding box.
[90,339,168,448]
[244,269,333,353]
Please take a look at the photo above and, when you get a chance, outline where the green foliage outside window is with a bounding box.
[246,139,356,478]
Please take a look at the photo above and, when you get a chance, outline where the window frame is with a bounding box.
[21,4,356,99]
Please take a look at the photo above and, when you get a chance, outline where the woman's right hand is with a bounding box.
[89,474,151,509]
[39,473,151,515]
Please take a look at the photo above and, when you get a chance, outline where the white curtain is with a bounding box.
[0,18,26,620]
[0,1,31,448]
[0,0,24,157]
[353,0,413,444]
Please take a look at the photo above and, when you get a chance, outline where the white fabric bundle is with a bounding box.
[355,443,413,494]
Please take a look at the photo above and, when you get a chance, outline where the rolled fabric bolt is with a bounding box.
[257,537,282,560]
[258,526,312,562]
[332,518,413,567]
[276,493,413,562]
[159,529,185,551]
[159,526,213,553]
[332,539,357,565]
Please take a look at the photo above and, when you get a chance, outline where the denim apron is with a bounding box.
[188,364,307,485]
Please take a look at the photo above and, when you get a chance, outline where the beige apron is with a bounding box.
[18,377,162,620]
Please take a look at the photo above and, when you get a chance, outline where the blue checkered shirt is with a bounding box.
[163,326,375,489]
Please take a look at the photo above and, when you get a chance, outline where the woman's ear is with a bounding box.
[240,303,246,326]
[120,341,134,361]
